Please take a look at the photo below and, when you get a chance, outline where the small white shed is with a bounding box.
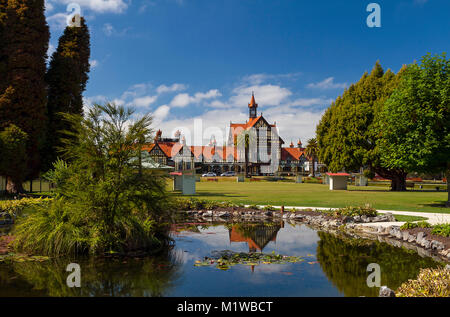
[326,172,350,190]
[170,171,196,195]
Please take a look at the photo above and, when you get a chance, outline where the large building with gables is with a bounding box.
[144,94,316,176]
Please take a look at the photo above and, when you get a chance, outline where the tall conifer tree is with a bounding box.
[44,17,91,169]
[0,0,49,193]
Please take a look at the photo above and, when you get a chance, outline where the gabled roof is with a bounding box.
[229,116,281,145]
[281,147,306,161]
[144,142,185,158]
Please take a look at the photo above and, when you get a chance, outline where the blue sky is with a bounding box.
[45,0,450,145]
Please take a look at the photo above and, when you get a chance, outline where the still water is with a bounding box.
[0,220,443,297]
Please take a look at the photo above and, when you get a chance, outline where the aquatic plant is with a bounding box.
[194,250,304,270]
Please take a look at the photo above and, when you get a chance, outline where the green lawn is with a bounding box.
[175,182,449,214]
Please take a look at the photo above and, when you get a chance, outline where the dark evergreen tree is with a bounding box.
[44,17,91,170]
[0,0,49,193]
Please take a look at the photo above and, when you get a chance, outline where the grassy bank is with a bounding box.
[173,182,449,214]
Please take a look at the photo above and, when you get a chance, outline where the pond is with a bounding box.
[0,220,444,297]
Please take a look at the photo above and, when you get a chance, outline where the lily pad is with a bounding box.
[194,250,305,270]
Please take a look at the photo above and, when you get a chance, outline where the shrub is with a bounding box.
[0,197,52,217]
[302,177,322,184]
[396,267,450,297]
[332,205,377,218]
[431,224,450,237]
[400,222,418,230]
[13,104,172,256]
[262,205,276,211]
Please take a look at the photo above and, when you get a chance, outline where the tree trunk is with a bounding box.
[374,167,407,191]
[390,175,406,191]
[6,176,24,195]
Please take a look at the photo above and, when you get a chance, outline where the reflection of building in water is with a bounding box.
[229,223,281,252]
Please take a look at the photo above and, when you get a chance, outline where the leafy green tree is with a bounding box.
[14,103,172,255]
[44,17,91,171]
[0,125,28,194]
[316,62,407,190]
[0,0,49,192]
[305,138,318,177]
[378,53,450,206]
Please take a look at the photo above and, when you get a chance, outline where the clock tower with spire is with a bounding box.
[248,92,258,119]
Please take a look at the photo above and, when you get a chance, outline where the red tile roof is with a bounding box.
[326,172,350,176]
[281,147,305,161]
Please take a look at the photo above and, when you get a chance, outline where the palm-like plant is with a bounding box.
[305,138,319,177]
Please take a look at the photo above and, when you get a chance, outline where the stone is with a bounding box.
[421,239,431,249]
[217,211,230,218]
[446,264,450,270]
[416,231,426,244]
[431,240,445,251]
[353,215,361,222]
[385,213,396,222]
[402,231,409,241]
[379,286,396,297]
[407,234,416,243]
[203,210,213,217]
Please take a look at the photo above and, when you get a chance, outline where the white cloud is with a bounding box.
[152,105,170,125]
[138,0,157,13]
[156,83,187,94]
[243,72,301,85]
[50,0,128,14]
[307,77,348,90]
[45,0,55,12]
[170,89,221,108]
[89,59,99,68]
[84,75,331,146]
[230,84,292,107]
[102,23,114,36]
[47,12,69,30]
[133,95,158,108]
[47,43,56,59]
[102,22,131,36]
[287,97,333,107]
